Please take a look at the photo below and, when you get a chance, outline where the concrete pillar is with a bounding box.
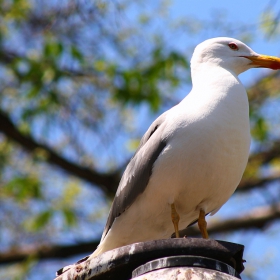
[132,255,240,279]
[133,267,238,280]
[55,238,245,280]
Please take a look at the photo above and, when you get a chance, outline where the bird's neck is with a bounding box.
[190,64,245,99]
[183,64,249,118]
[191,63,239,87]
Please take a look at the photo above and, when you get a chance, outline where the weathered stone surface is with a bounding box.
[132,267,239,280]
[132,256,239,279]
[54,238,245,280]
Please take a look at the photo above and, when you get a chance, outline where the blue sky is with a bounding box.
[10,1,280,279]
[168,1,280,279]
[177,0,280,79]
[107,2,280,279]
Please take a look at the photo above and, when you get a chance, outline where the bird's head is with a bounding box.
[191,37,280,75]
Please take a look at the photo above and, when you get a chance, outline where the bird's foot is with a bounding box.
[171,203,180,238]
[198,209,209,239]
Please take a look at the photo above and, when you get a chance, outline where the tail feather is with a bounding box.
[87,244,104,260]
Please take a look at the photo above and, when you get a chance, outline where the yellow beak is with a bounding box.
[242,54,280,70]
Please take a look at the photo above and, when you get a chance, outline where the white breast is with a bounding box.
[147,66,251,223]
[91,66,251,256]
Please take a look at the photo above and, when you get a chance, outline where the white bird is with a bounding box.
[85,37,280,260]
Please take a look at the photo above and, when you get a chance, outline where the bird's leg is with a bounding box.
[198,209,209,239]
[171,203,180,238]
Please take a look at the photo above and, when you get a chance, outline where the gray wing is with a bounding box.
[101,111,170,241]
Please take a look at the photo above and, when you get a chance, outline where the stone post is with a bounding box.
[55,238,245,280]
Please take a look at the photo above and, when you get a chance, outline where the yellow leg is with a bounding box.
[198,209,209,239]
[171,203,180,238]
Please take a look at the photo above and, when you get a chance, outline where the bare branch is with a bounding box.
[235,139,280,193]
[0,241,99,265]
[247,71,280,106]
[179,204,280,237]
[207,204,280,233]
[237,173,280,192]
[248,140,280,165]
[0,109,120,195]
[1,205,279,265]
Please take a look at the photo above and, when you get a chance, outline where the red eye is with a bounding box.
[228,43,239,50]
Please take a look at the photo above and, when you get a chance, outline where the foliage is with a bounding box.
[0,1,280,280]
[0,1,190,278]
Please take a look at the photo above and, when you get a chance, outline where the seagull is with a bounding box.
[86,37,280,260]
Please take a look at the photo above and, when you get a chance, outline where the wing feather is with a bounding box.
[101,112,169,241]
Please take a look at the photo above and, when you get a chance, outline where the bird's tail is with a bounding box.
[87,245,104,260]
[56,246,103,277]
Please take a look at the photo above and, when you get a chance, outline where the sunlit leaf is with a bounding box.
[71,46,84,63]
[62,208,77,226]
[2,176,42,202]
[25,210,53,232]
[251,115,269,142]
[44,41,63,58]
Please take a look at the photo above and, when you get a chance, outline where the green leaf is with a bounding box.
[2,176,42,202]
[25,210,53,232]
[26,85,41,98]
[62,208,77,226]
[44,41,63,58]
[71,45,84,63]
[251,115,269,142]
[111,49,189,110]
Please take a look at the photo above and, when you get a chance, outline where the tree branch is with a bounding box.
[0,66,279,198]
[1,103,280,197]
[235,140,280,192]
[207,204,280,233]
[248,140,280,165]
[247,71,280,106]
[176,204,280,237]
[0,109,120,195]
[237,173,280,193]
[0,241,99,265]
[1,205,279,265]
